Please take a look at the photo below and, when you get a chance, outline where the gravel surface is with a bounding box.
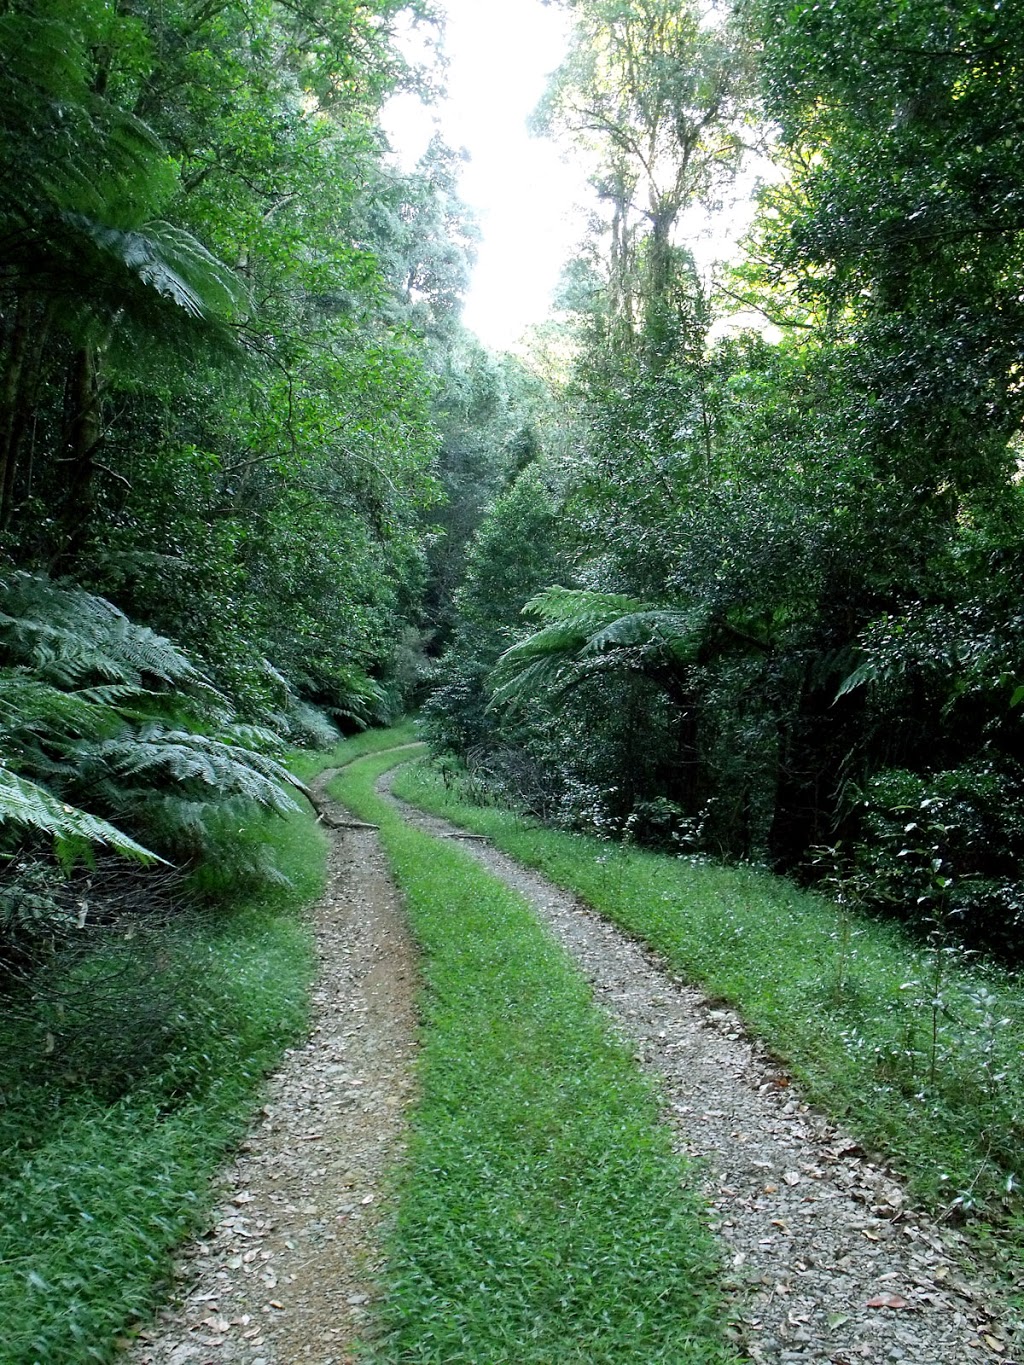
[386,773,1019,1365]
[127,771,419,1365]
[126,756,1019,1364]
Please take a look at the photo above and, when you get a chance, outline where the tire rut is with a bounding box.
[128,769,419,1365]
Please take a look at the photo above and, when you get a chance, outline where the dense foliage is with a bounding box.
[0,0,543,936]
[426,0,1024,960]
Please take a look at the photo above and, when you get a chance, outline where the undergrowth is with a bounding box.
[330,749,738,1364]
[392,758,1024,1265]
[0,806,323,1364]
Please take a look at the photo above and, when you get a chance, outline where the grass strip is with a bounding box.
[0,807,323,1364]
[392,760,1024,1241]
[286,718,419,784]
[330,749,738,1365]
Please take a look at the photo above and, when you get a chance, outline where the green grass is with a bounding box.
[286,718,420,784]
[0,806,324,1364]
[392,760,1024,1242]
[330,750,738,1365]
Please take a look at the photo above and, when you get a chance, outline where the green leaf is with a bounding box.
[0,766,161,863]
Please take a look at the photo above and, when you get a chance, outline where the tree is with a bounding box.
[0,2,246,545]
[1,0,461,730]
[423,465,564,763]
[537,0,750,339]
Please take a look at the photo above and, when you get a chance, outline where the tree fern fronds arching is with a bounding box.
[0,573,207,690]
[91,727,300,815]
[489,586,707,711]
[0,765,160,864]
[68,217,250,323]
[0,674,124,747]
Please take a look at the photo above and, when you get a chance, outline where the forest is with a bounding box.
[4,0,1024,957]
[3,0,1024,1357]
[428,0,1024,962]
[0,0,541,909]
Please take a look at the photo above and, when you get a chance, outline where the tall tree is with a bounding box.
[537,0,749,339]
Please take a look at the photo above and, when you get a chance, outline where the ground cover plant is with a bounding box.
[286,718,421,785]
[0,807,323,1364]
[392,758,1024,1273]
[331,748,739,1364]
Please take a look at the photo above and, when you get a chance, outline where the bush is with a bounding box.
[840,762,1024,954]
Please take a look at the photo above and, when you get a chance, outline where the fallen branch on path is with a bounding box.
[319,814,380,831]
[289,776,380,830]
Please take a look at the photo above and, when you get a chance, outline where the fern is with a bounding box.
[835,658,880,700]
[0,576,300,869]
[0,675,114,743]
[284,699,341,749]
[0,765,158,863]
[0,573,203,689]
[70,217,248,322]
[490,587,707,710]
[89,727,299,815]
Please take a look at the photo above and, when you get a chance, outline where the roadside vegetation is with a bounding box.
[427,0,1024,970]
[332,748,739,1364]
[0,807,323,1365]
[393,756,1024,1278]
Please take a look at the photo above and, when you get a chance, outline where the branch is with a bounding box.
[716,283,815,330]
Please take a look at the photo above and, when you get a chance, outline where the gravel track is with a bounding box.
[126,755,1018,1363]
[127,770,419,1365]
[383,770,1018,1365]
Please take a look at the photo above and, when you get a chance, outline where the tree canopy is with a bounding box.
[427,0,1024,960]
[7,0,1024,961]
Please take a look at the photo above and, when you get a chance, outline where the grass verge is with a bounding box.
[286,718,419,785]
[329,749,738,1364]
[0,807,323,1364]
[392,761,1024,1254]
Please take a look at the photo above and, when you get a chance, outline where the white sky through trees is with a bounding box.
[383,0,591,351]
[383,1,768,351]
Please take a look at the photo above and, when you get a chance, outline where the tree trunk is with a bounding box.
[0,296,59,534]
[0,297,30,530]
[51,343,104,567]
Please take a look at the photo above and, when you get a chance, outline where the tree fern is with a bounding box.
[89,727,299,815]
[0,573,203,689]
[490,586,707,710]
[71,218,247,323]
[0,766,158,863]
[1,7,247,346]
[0,576,301,869]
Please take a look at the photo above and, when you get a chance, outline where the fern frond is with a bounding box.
[69,217,249,321]
[490,588,707,711]
[524,586,643,629]
[323,668,389,726]
[285,699,341,749]
[0,765,160,863]
[0,573,206,689]
[0,674,113,742]
[93,727,299,815]
[488,656,566,710]
[835,659,879,700]
[582,610,703,662]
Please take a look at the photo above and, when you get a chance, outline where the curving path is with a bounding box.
[382,766,1017,1365]
[129,752,1018,1364]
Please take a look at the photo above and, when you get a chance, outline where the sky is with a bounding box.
[382,1,769,352]
[382,0,591,351]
